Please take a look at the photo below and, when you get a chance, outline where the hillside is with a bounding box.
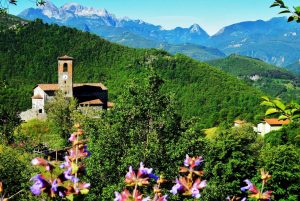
[208,54,300,100]
[0,19,265,127]
[286,61,300,75]
[0,14,28,29]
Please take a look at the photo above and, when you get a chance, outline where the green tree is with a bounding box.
[0,107,20,144]
[0,144,35,199]
[258,144,300,200]
[44,91,77,143]
[203,124,263,200]
[85,70,185,200]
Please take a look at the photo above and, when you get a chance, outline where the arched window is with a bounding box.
[63,63,68,72]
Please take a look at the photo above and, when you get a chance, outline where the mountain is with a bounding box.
[18,1,300,66]
[18,1,223,61]
[18,1,210,45]
[207,17,300,66]
[0,18,264,127]
[208,54,300,100]
[162,43,226,61]
[286,61,300,75]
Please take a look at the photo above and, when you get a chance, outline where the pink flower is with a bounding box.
[31,157,54,171]
[184,154,203,169]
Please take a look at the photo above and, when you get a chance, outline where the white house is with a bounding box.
[256,118,290,136]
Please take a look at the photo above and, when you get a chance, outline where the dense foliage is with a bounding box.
[208,54,300,101]
[0,16,299,201]
[0,18,264,129]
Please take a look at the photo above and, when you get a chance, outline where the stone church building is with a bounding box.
[20,55,112,121]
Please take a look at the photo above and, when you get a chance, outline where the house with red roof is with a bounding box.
[256,118,290,136]
[20,56,113,121]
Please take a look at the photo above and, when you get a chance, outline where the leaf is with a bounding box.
[66,194,74,201]
[294,6,300,14]
[273,99,286,111]
[291,114,300,120]
[261,96,270,101]
[278,115,288,120]
[261,101,275,107]
[80,189,89,194]
[279,10,291,14]
[265,108,279,116]
[288,16,296,22]
[71,162,79,174]
[270,3,280,8]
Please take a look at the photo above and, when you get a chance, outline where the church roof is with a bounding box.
[79,99,103,105]
[38,84,59,91]
[36,83,107,91]
[58,55,74,60]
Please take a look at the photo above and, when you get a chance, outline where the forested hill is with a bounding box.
[0,19,264,127]
[208,54,300,101]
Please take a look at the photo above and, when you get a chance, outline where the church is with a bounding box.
[20,55,113,121]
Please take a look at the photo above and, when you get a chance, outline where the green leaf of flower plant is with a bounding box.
[71,162,79,174]
[80,189,89,194]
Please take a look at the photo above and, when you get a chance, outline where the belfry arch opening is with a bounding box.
[63,63,68,72]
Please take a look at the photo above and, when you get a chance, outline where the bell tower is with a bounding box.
[58,55,73,97]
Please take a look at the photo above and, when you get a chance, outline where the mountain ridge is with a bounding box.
[18,1,300,66]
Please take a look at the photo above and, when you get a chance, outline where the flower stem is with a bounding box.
[74,130,79,189]
[7,189,24,200]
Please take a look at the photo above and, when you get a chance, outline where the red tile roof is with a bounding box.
[79,99,103,105]
[265,118,290,125]
[234,120,246,124]
[37,84,59,91]
[36,83,107,91]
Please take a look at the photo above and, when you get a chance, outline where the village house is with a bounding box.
[233,119,246,127]
[256,118,290,136]
[20,55,113,121]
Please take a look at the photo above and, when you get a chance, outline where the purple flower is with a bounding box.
[60,156,71,169]
[170,178,183,195]
[184,154,203,169]
[30,174,49,195]
[51,179,58,192]
[241,179,256,192]
[114,191,121,201]
[138,162,153,175]
[64,168,79,183]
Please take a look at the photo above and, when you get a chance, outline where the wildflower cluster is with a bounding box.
[240,169,272,200]
[171,154,207,199]
[114,162,168,201]
[30,124,90,200]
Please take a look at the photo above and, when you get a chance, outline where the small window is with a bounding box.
[63,63,68,72]
[39,109,43,113]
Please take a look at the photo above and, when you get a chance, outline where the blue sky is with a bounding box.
[8,0,296,35]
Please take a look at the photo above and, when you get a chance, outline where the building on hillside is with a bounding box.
[233,119,246,127]
[255,118,290,136]
[20,55,113,121]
